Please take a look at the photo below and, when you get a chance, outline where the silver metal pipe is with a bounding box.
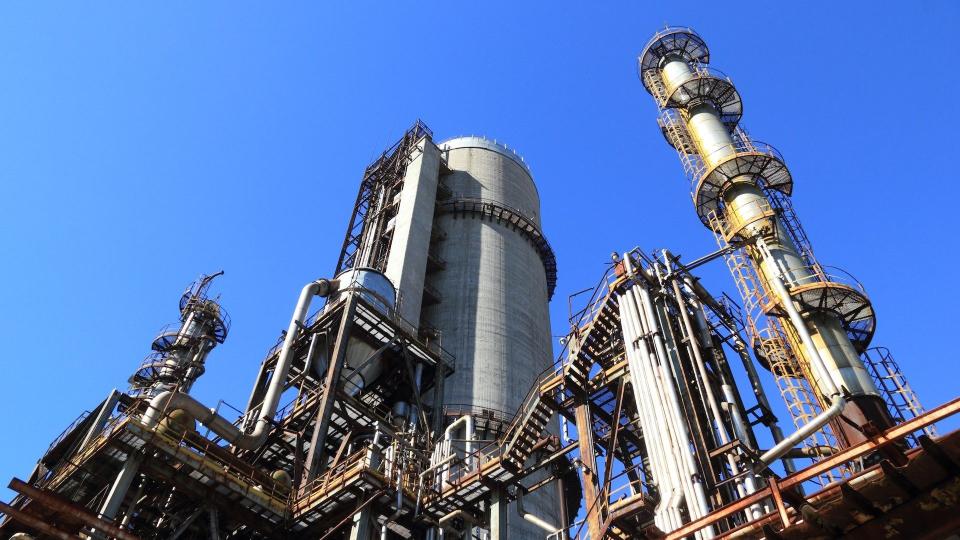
[665,253,731,446]
[631,282,714,531]
[208,507,221,540]
[758,394,844,467]
[757,242,839,398]
[756,248,847,467]
[721,385,753,451]
[143,279,338,450]
[618,286,676,530]
[629,284,700,532]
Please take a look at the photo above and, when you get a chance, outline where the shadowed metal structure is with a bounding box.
[0,121,568,540]
[2,28,959,540]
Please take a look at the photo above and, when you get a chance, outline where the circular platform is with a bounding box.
[692,145,793,227]
[762,270,877,354]
[664,68,742,127]
[180,294,231,344]
[638,27,709,95]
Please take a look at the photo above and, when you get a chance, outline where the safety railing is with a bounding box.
[299,448,367,493]
[781,264,866,295]
[696,136,785,187]
[862,347,936,442]
[660,397,960,539]
[652,62,736,108]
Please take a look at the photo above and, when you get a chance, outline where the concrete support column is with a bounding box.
[348,508,375,540]
[489,487,509,540]
[384,137,441,330]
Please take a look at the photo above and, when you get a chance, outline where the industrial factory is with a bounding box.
[2,26,959,539]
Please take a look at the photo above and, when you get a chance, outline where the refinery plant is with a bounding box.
[1,26,959,540]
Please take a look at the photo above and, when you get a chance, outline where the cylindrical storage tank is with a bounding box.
[424,137,559,539]
[327,268,398,394]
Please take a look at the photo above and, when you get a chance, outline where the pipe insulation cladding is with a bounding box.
[423,136,560,539]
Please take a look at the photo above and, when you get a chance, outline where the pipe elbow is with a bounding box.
[312,278,339,298]
[516,489,560,534]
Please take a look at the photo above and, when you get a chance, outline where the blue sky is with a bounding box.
[2,2,958,501]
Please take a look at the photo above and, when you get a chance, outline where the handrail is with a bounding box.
[663,397,960,539]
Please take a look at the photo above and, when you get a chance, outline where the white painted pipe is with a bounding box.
[757,241,839,398]
[516,489,561,534]
[632,284,714,534]
[625,283,694,531]
[617,289,676,530]
[620,256,683,530]
[756,247,848,467]
[441,415,475,487]
[758,394,844,467]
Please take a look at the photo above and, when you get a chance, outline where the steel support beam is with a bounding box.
[0,501,82,540]
[8,478,140,540]
[304,296,358,482]
[663,397,960,539]
[489,487,509,540]
[575,402,604,539]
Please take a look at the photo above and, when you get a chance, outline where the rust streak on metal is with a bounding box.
[8,478,141,540]
[0,501,82,540]
[664,397,960,539]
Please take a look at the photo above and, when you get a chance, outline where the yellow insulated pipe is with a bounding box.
[657,54,889,445]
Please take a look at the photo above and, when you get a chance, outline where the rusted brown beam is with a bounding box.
[664,397,960,539]
[8,478,140,540]
[918,434,960,474]
[768,476,791,529]
[839,483,882,518]
[575,402,604,540]
[0,501,81,540]
[305,297,358,481]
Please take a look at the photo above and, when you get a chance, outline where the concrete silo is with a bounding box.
[424,137,561,539]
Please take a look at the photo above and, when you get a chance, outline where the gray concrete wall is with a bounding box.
[383,136,440,330]
[423,138,559,539]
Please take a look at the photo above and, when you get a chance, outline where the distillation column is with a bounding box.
[638,28,894,446]
[128,272,229,398]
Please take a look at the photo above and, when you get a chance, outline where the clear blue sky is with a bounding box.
[2,2,958,501]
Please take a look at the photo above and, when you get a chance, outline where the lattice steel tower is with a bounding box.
[638,27,895,451]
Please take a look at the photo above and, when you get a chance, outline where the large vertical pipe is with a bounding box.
[490,488,510,540]
[618,287,682,531]
[630,285,713,534]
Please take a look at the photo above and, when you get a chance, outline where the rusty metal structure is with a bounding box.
[2,27,960,540]
[0,121,574,540]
